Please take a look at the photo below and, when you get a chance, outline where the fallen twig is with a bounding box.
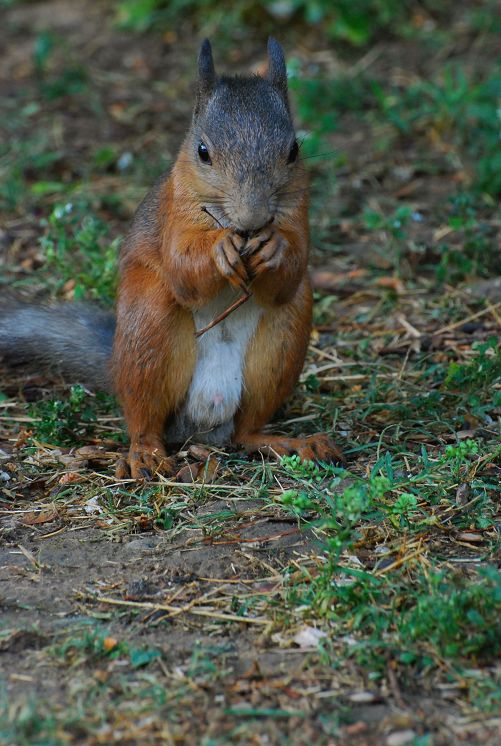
[91,594,270,625]
[195,291,251,338]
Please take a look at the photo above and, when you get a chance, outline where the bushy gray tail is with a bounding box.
[0,296,115,390]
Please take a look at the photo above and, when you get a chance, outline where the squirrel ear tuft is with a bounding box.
[198,39,216,97]
[267,37,288,95]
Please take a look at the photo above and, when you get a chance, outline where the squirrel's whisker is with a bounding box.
[300,151,338,160]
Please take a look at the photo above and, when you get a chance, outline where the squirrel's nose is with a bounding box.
[233,200,273,234]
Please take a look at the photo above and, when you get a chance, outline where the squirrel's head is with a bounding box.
[183,38,303,235]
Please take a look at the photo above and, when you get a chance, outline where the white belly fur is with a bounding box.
[166,287,263,445]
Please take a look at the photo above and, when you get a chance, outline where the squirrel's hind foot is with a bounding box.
[235,432,345,465]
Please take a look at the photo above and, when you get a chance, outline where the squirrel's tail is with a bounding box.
[0,296,115,390]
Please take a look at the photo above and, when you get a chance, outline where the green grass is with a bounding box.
[114,0,461,47]
[27,385,119,447]
[40,201,120,302]
[371,66,501,197]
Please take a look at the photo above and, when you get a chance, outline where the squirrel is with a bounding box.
[0,38,343,479]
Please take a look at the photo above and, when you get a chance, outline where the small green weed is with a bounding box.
[40,201,119,302]
[0,695,60,746]
[445,338,501,395]
[399,566,501,661]
[435,193,499,282]
[115,0,454,47]
[363,205,412,239]
[278,434,499,674]
[53,625,161,670]
[33,31,88,100]
[281,454,339,483]
[29,385,117,447]
[0,129,62,213]
[372,66,501,196]
[54,627,126,665]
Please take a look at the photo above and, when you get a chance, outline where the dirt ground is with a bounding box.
[0,2,500,745]
[1,524,491,745]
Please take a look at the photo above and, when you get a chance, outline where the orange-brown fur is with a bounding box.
[112,158,341,478]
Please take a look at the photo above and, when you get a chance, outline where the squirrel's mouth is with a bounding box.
[235,216,274,239]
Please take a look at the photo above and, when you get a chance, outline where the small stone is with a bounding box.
[293,626,327,648]
[349,691,377,703]
[124,538,158,554]
[386,730,417,746]
[456,531,484,543]
[83,496,103,514]
[117,151,133,171]
[464,278,501,303]
[125,578,156,600]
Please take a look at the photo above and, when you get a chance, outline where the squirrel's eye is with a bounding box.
[198,141,211,164]
[287,140,299,164]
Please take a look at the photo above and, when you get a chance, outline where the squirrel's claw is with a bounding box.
[213,231,250,292]
[244,227,286,279]
[296,433,346,465]
[117,441,176,481]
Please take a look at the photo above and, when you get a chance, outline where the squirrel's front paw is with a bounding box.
[213,231,250,292]
[243,227,287,279]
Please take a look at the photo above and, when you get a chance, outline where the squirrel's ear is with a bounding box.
[267,37,288,95]
[197,39,216,98]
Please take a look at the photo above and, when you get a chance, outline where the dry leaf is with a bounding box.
[74,445,115,462]
[175,462,202,483]
[455,483,471,506]
[94,669,110,683]
[375,276,406,294]
[21,508,58,525]
[311,269,367,291]
[59,472,82,485]
[344,722,368,736]
[188,445,211,460]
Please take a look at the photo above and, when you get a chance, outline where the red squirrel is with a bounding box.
[0,38,343,479]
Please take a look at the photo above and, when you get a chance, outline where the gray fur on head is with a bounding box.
[189,39,298,233]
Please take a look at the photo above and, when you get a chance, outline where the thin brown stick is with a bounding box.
[195,291,251,338]
[197,205,251,337]
[91,594,270,625]
[432,300,501,335]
